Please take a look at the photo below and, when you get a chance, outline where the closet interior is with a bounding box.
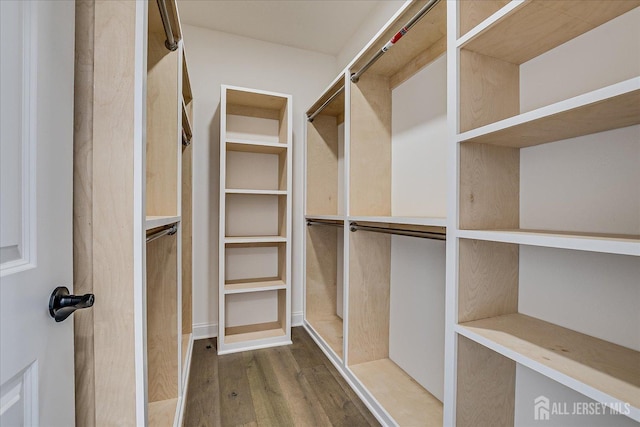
[305,0,449,424]
[145,0,193,424]
[218,85,293,354]
[305,0,639,426]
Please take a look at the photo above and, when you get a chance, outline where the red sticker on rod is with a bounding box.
[390,27,408,44]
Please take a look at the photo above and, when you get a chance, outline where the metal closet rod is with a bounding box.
[350,0,441,83]
[146,223,178,243]
[157,0,180,51]
[349,222,446,241]
[306,219,344,228]
[307,85,345,122]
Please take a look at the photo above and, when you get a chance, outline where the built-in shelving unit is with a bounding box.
[218,85,292,355]
[145,2,194,424]
[450,1,640,426]
[304,1,448,425]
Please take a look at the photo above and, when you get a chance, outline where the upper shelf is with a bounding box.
[458,78,640,147]
[306,74,345,119]
[146,215,180,230]
[459,0,640,64]
[349,0,446,88]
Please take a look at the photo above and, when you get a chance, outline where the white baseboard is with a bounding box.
[193,322,217,339]
[292,311,304,327]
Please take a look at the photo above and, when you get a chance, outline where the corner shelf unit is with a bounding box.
[450,1,640,426]
[218,85,292,355]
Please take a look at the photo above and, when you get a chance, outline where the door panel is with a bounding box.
[0,1,76,426]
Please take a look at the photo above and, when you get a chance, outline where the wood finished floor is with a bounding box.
[183,327,380,427]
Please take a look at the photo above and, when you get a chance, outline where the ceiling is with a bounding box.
[177,0,386,56]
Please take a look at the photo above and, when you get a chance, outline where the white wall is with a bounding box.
[183,25,337,337]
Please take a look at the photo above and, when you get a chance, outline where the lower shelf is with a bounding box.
[350,358,443,426]
[457,313,640,422]
[148,398,178,427]
[307,315,343,358]
[224,321,286,344]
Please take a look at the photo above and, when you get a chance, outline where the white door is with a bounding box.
[0,1,77,426]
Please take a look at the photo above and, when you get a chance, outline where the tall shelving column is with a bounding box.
[449,1,640,426]
[218,85,293,355]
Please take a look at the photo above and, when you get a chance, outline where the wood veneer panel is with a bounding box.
[182,143,192,335]
[305,226,338,322]
[146,30,178,216]
[456,335,515,427]
[348,230,391,366]
[458,239,518,323]
[459,50,519,132]
[350,73,392,216]
[227,89,287,112]
[74,1,139,425]
[306,115,339,216]
[147,234,179,402]
[459,142,519,230]
[458,0,510,37]
[463,0,640,65]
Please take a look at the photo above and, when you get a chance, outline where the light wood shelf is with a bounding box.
[458,79,640,148]
[226,139,288,154]
[350,358,443,426]
[459,0,640,64]
[458,229,640,256]
[224,236,286,244]
[148,398,178,427]
[225,189,287,195]
[146,216,180,230]
[305,214,345,222]
[224,321,286,344]
[224,278,286,294]
[457,313,640,422]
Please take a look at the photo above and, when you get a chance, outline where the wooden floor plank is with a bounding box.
[244,349,296,427]
[266,345,334,426]
[303,364,378,427]
[183,339,221,427]
[218,351,257,426]
[291,327,380,426]
[183,327,378,427]
[290,326,331,369]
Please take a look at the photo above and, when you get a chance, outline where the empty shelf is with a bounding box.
[458,229,640,256]
[458,79,640,147]
[224,236,287,244]
[307,315,344,359]
[224,321,286,344]
[457,313,640,422]
[224,278,286,294]
[225,189,287,195]
[350,358,443,426]
[226,139,288,154]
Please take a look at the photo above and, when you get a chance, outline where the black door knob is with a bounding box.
[49,286,95,322]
